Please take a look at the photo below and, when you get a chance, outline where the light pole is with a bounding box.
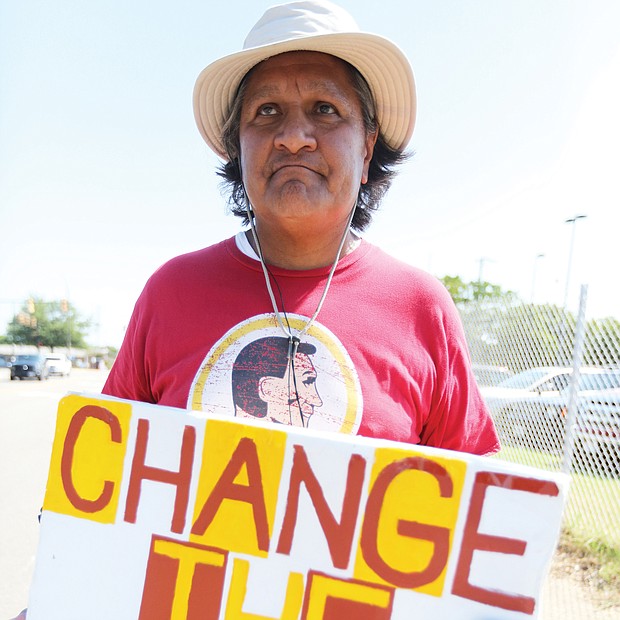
[563,215,587,310]
[476,257,494,302]
[557,215,587,365]
[531,253,545,303]
[477,256,491,283]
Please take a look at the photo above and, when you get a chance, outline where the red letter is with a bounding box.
[191,437,270,551]
[61,405,122,513]
[360,457,452,588]
[276,446,366,569]
[124,419,196,534]
[452,471,560,614]
[139,535,227,620]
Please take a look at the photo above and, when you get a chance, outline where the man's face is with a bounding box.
[259,352,323,426]
[238,51,377,231]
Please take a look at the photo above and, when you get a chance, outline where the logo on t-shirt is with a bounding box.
[187,313,362,434]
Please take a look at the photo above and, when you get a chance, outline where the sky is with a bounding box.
[1,0,619,349]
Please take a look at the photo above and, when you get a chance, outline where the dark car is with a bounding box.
[10,354,50,381]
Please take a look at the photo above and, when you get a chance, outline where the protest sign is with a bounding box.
[27,393,568,619]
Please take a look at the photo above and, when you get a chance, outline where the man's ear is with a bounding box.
[361,129,378,185]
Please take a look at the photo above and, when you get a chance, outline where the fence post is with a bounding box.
[561,284,588,474]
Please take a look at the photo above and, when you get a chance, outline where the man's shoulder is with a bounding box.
[364,242,447,290]
[150,237,235,280]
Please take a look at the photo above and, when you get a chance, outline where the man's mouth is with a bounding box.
[271,161,317,177]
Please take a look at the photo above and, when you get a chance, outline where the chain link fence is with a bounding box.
[458,284,620,617]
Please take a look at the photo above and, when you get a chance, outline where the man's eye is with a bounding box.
[317,103,337,114]
[258,104,278,116]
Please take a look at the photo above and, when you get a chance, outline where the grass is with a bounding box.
[494,443,565,470]
[565,470,620,548]
[554,528,620,609]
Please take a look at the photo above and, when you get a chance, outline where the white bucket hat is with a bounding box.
[193,0,416,159]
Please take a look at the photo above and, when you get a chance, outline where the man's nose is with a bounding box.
[274,110,317,153]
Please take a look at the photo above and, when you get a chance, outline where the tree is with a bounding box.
[439,275,517,305]
[441,272,620,372]
[583,317,620,367]
[490,303,573,372]
[441,275,471,305]
[5,297,91,349]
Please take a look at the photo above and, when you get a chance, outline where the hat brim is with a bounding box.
[193,31,416,159]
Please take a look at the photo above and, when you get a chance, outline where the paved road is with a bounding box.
[0,367,109,618]
[1,366,615,619]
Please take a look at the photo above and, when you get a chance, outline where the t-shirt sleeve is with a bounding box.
[102,289,155,404]
[418,286,500,456]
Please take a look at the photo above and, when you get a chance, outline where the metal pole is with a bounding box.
[557,216,586,365]
[562,284,588,474]
[563,215,587,310]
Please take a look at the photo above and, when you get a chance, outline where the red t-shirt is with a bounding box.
[103,237,499,456]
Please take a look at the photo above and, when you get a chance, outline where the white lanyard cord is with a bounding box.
[246,203,356,350]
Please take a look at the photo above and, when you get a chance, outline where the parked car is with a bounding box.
[46,353,72,377]
[472,364,513,387]
[481,366,620,450]
[574,389,620,474]
[482,366,572,412]
[10,354,50,381]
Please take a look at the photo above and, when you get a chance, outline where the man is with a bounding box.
[10,3,499,617]
[232,336,322,427]
[102,0,499,453]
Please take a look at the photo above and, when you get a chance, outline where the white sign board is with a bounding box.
[27,393,568,619]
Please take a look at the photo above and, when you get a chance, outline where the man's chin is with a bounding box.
[274,181,317,205]
[266,175,328,205]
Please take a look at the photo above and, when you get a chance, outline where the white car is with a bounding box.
[481,367,573,413]
[481,367,620,414]
[472,364,513,387]
[481,366,620,450]
[575,389,620,472]
[45,354,72,377]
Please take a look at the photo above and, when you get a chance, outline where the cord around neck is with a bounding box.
[246,203,356,342]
